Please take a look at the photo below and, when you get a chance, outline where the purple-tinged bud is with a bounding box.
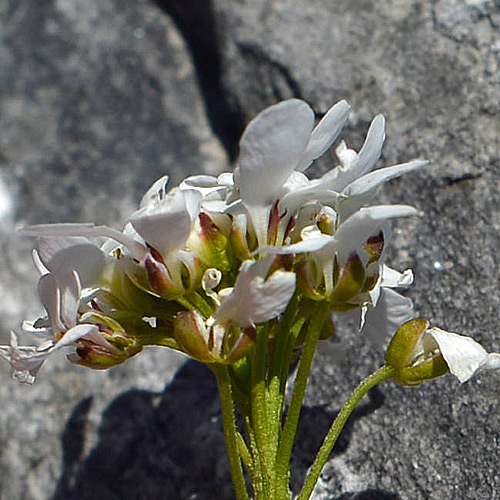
[189,212,231,271]
[68,314,142,369]
[225,326,256,364]
[144,253,185,299]
[267,201,281,246]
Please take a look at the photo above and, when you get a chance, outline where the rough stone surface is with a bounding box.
[1,1,500,500]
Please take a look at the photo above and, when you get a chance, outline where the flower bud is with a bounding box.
[188,212,232,271]
[173,311,256,364]
[173,310,215,363]
[230,213,254,260]
[68,313,142,369]
[385,318,448,386]
[144,252,186,298]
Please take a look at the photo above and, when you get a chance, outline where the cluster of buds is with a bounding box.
[1,98,429,383]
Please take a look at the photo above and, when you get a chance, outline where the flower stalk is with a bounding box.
[297,365,397,500]
[212,363,251,500]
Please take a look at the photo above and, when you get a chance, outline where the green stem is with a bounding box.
[274,301,330,500]
[212,364,250,500]
[251,324,271,468]
[297,365,397,500]
[185,291,213,318]
[237,432,254,480]
[269,294,300,380]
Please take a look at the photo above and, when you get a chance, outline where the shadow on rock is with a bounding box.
[52,361,233,500]
[52,363,399,500]
[153,0,245,162]
[291,387,386,495]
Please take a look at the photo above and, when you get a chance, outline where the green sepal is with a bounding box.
[385,318,450,386]
[297,260,327,301]
[385,318,429,369]
[396,356,449,386]
[329,252,365,309]
[191,212,232,271]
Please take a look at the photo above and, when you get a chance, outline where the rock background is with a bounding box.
[1,0,500,499]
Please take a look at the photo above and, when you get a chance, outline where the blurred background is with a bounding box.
[1,1,500,499]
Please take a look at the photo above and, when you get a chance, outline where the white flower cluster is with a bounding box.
[0,98,448,383]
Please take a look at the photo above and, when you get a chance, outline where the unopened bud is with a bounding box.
[173,310,215,363]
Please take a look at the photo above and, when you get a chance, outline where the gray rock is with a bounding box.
[2,0,500,500]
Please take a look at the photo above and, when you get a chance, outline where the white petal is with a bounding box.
[0,332,53,384]
[279,182,340,218]
[37,274,65,332]
[52,323,100,351]
[182,189,203,220]
[37,237,105,287]
[428,328,494,383]
[296,100,351,171]
[22,223,146,260]
[335,205,420,264]
[380,265,414,288]
[342,160,428,197]
[238,99,315,207]
[361,288,414,346]
[59,270,82,328]
[482,353,500,371]
[256,233,334,256]
[139,176,169,209]
[216,260,296,327]
[327,116,386,192]
[129,188,200,256]
[356,114,386,176]
[180,175,226,199]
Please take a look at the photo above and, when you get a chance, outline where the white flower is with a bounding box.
[216,258,296,328]
[386,319,500,385]
[0,269,99,383]
[235,99,350,245]
[23,182,202,263]
[427,327,500,383]
[129,186,202,257]
[0,325,99,384]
